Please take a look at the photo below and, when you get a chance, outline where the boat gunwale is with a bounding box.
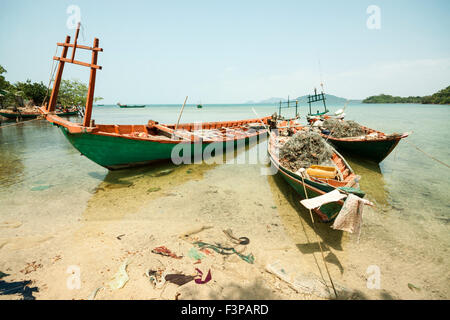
[39,106,270,144]
[319,125,409,142]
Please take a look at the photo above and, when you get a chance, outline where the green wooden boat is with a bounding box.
[268,129,365,222]
[0,109,78,120]
[0,111,39,119]
[117,103,145,108]
[319,126,409,163]
[53,117,270,170]
[39,25,270,170]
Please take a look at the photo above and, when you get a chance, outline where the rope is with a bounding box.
[41,45,59,109]
[299,173,338,299]
[405,139,450,169]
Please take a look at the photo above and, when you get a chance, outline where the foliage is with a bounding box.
[1,66,103,109]
[14,79,48,105]
[0,65,11,93]
[58,79,102,106]
[0,65,15,107]
[363,86,450,104]
[58,79,87,106]
[421,86,450,105]
[362,94,423,104]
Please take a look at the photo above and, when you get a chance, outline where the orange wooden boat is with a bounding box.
[38,24,269,169]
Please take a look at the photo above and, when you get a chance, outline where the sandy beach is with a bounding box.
[1,144,448,300]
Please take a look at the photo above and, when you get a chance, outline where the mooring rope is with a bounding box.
[41,45,59,109]
[405,139,450,169]
[299,172,339,299]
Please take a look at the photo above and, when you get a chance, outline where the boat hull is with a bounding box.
[0,111,78,119]
[61,127,265,170]
[268,153,344,222]
[0,112,37,119]
[323,137,402,163]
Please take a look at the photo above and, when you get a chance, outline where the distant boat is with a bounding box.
[0,108,78,120]
[197,104,203,109]
[117,102,145,108]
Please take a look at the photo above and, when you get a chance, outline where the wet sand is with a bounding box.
[1,104,449,300]
[1,149,448,300]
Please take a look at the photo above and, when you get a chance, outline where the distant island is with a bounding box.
[363,85,450,104]
[246,94,360,105]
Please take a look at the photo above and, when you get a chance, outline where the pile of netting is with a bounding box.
[279,131,333,172]
[321,119,365,138]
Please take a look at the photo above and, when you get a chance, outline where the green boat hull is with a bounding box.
[269,152,364,222]
[60,127,262,169]
[0,112,38,119]
[58,111,79,116]
[0,111,78,119]
[326,138,401,163]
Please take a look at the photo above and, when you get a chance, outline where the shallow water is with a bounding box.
[0,103,449,299]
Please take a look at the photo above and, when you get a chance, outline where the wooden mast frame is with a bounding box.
[45,23,103,128]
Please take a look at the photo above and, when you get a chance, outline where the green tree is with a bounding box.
[0,65,16,108]
[14,79,48,105]
[57,79,102,107]
[0,65,11,93]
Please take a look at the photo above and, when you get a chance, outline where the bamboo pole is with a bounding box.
[175,96,188,131]
[298,171,338,299]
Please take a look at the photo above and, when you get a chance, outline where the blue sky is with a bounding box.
[1,0,449,103]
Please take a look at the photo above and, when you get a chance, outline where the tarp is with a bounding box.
[300,189,346,210]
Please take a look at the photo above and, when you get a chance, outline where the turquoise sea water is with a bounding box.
[0,102,449,298]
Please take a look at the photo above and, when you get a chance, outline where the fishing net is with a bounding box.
[321,119,365,138]
[279,131,333,172]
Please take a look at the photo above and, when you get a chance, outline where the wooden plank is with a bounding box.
[57,43,103,52]
[53,56,102,69]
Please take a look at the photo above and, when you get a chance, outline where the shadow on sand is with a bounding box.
[0,272,39,300]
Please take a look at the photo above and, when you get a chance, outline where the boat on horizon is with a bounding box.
[117,102,146,108]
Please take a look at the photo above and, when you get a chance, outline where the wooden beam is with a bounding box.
[53,56,102,70]
[83,38,99,127]
[57,43,103,52]
[47,36,70,112]
[71,22,80,62]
